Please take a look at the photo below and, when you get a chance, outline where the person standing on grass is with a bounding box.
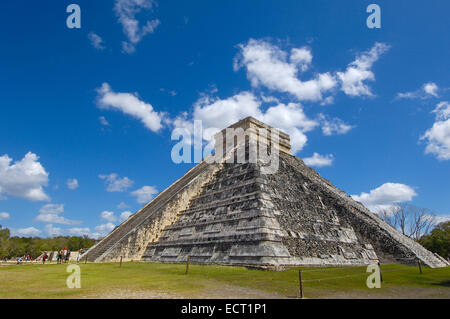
[76,250,82,264]
[43,252,48,264]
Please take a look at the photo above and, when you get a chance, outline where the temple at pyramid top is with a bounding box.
[214,116,292,155]
[82,117,449,269]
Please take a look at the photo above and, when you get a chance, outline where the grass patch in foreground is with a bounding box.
[0,262,448,298]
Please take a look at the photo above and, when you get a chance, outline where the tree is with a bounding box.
[378,206,400,228]
[409,206,436,240]
[0,225,11,258]
[378,204,436,240]
[419,221,450,260]
[0,226,97,259]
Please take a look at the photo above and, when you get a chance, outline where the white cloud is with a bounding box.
[420,101,450,161]
[397,82,440,100]
[117,202,129,210]
[39,204,64,214]
[234,39,336,101]
[396,92,416,100]
[320,96,335,106]
[99,116,110,126]
[114,0,160,54]
[0,212,10,220]
[192,92,260,132]
[351,182,417,213]
[160,88,177,96]
[13,227,41,237]
[183,92,318,153]
[318,114,354,136]
[234,40,388,101]
[131,185,158,204]
[120,211,133,222]
[290,47,313,71]
[261,102,318,153]
[49,226,105,239]
[432,101,450,121]
[421,120,450,160]
[0,152,50,201]
[68,227,91,237]
[424,82,439,97]
[99,173,134,192]
[67,178,79,190]
[101,211,117,222]
[36,214,80,225]
[303,153,334,167]
[435,214,450,225]
[96,83,163,132]
[36,203,81,225]
[262,102,318,132]
[45,224,63,237]
[88,32,105,50]
[337,42,390,97]
[95,222,116,236]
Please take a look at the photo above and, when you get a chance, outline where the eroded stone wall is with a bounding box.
[261,156,378,265]
[280,153,447,268]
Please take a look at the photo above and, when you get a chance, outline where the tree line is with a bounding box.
[0,225,97,259]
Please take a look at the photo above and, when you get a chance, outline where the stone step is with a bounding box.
[180,192,263,215]
[166,210,276,230]
[190,178,262,201]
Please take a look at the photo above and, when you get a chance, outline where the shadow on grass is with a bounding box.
[432,280,450,287]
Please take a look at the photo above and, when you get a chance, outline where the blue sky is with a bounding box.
[0,0,449,238]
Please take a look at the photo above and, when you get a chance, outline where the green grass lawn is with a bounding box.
[0,262,448,299]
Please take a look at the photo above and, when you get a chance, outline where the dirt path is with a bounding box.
[85,285,450,299]
[85,284,287,299]
[323,286,450,299]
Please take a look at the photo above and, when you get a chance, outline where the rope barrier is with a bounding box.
[302,272,368,283]
[299,265,365,273]
[300,265,422,283]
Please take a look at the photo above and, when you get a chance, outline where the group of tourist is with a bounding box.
[12,248,84,265]
[43,248,82,264]
[56,248,70,264]
[16,254,32,264]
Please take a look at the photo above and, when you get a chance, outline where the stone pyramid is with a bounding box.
[83,117,448,269]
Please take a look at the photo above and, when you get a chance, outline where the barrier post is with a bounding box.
[377,262,383,283]
[299,270,304,299]
[185,256,190,275]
